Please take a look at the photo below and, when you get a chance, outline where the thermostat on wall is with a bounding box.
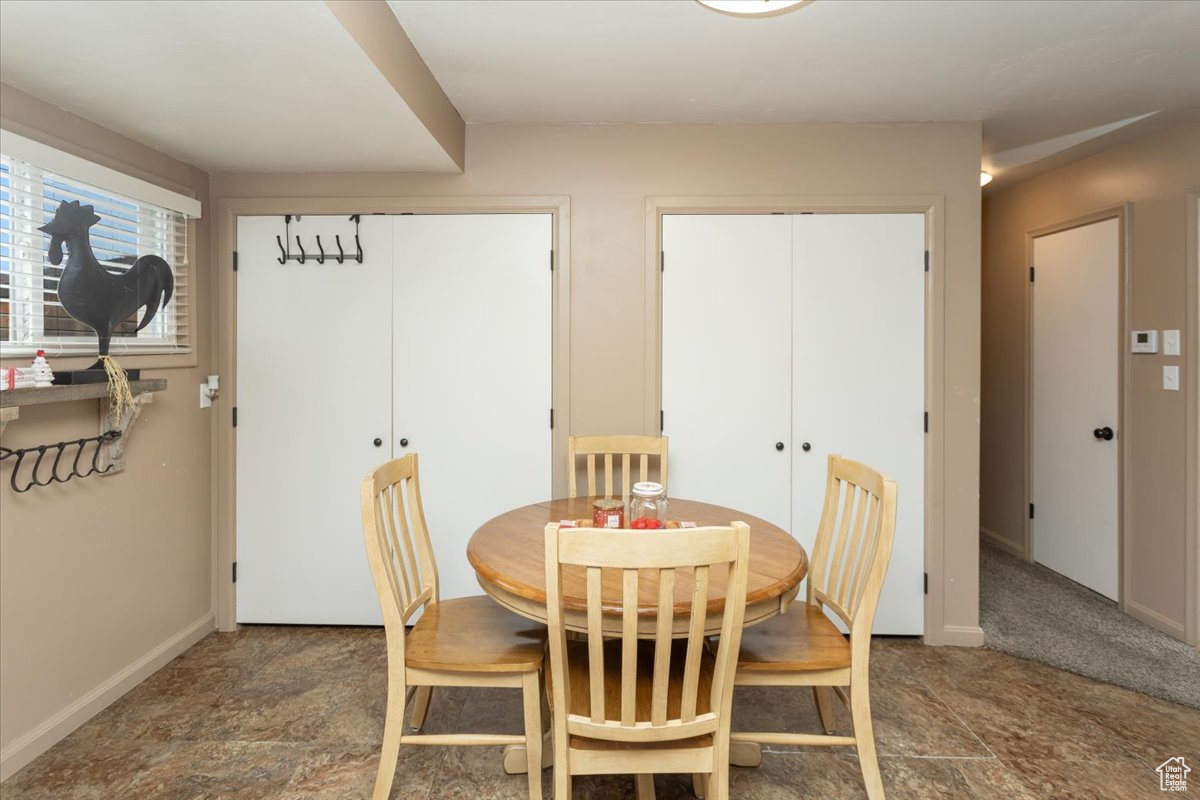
[1131,330,1158,353]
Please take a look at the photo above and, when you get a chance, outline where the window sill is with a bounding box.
[0,350,197,372]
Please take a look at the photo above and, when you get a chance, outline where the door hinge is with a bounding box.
[232,407,238,428]
[550,408,554,429]
[660,251,665,273]
[550,250,554,271]
[924,250,929,272]
[1029,503,1035,519]
[924,411,929,433]
[923,572,928,595]
[233,250,238,271]
[1029,266,1035,283]
[660,410,664,432]
[232,561,237,583]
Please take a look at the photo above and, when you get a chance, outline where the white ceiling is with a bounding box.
[0,0,459,173]
[388,0,1200,175]
[1,0,1196,179]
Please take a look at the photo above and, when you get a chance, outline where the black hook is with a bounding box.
[334,235,346,264]
[350,214,364,263]
[276,235,287,264]
[69,438,88,479]
[47,442,69,484]
[295,235,306,264]
[315,235,326,264]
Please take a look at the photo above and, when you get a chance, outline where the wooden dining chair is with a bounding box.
[728,455,897,799]
[567,435,668,501]
[361,454,547,800]
[543,522,750,800]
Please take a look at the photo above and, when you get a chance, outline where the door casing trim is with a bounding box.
[644,195,967,645]
[1023,205,1131,609]
[213,196,570,631]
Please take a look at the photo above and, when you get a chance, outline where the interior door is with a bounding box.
[661,214,793,531]
[393,214,553,600]
[1032,218,1120,599]
[791,214,926,634]
[236,215,393,624]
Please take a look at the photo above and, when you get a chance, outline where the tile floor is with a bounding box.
[2,626,1197,799]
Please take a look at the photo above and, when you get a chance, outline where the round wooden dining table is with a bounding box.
[469,496,808,778]
[468,496,809,636]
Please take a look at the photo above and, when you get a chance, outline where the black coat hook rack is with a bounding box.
[275,214,364,264]
[0,430,122,493]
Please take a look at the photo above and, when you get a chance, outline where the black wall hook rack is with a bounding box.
[275,214,364,264]
[0,430,122,493]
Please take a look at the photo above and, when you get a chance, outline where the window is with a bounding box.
[0,152,190,356]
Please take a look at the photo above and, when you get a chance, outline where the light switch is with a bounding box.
[199,382,212,408]
[1163,366,1180,391]
[1163,330,1181,356]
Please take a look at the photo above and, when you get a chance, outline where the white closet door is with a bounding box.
[1032,219,1119,599]
[792,214,926,634]
[661,214,793,531]
[393,214,552,600]
[236,215,393,624]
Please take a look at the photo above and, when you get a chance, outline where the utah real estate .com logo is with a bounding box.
[1157,757,1190,792]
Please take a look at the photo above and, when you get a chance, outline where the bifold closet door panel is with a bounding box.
[393,214,553,600]
[661,214,793,532]
[236,215,393,624]
[791,213,926,635]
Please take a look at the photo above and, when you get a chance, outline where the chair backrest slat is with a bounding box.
[568,435,669,501]
[585,566,606,724]
[834,486,868,609]
[828,483,856,602]
[805,455,898,633]
[620,568,639,725]
[360,455,441,642]
[679,565,709,723]
[651,568,676,726]
[546,523,749,746]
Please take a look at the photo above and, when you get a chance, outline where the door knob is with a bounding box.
[1093,427,1114,441]
[775,442,785,451]
[373,437,383,447]
[399,438,409,448]
[801,442,812,452]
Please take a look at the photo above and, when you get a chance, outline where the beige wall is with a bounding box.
[980,118,1200,642]
[210,121,984,645]
[0,84,214,777]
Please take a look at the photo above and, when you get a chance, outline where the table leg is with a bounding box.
[729,741,763,768]
[635,774,656,799]
[503,732,554,774]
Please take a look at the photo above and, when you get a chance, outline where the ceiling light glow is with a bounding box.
[697,1,813,18]
[980,171,993,187]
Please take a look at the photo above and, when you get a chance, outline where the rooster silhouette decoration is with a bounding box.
[39,200,174,373]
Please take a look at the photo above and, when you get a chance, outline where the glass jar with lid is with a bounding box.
[628,482,669,530]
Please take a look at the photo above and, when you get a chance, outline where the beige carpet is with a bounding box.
[980,541,1200,709]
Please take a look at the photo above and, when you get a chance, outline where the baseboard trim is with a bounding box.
[1125,601,1187,641]
[980,526,1025,558]
[924,624,986,647]
[0,612,215,781]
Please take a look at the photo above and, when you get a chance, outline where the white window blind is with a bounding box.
[0,153,190,356]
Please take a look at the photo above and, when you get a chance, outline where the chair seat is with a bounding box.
[736,604,852,672]
[405,596,546,673]
[549,639,714,750]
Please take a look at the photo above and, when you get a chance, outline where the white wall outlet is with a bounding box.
[1162,329,1181,356]
[199,382,213,408]
[1163,365,1180,391]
